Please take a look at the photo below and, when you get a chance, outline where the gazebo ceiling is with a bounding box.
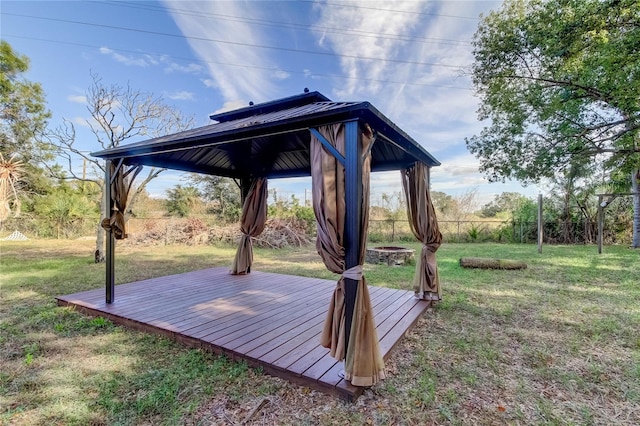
[91,91,440,179]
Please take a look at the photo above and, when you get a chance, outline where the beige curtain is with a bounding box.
[311,123,385,387]
[401,162,442,300]
[230,177,268,275]
[101,162,142,240]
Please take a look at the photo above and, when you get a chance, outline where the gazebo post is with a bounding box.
[105,160,115,304]
[239,177,252,204]
[343,119,362,355]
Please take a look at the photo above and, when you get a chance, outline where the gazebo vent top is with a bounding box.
[91,91,440,179]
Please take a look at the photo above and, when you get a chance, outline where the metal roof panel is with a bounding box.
[91,92,440,179]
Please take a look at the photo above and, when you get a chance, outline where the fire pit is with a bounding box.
[366,246,415,266]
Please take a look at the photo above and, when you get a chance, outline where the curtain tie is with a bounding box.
[101,207,126,239]
[422,242,439,254]
[342,265,363,280]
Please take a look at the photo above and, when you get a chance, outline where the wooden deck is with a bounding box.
[56,268,430,401]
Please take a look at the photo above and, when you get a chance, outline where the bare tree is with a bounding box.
[47,73,194,261]
[449,188,479,223]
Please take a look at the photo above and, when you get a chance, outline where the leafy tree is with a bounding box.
[188,174,241,223]
[467,0,640,247]
[507,196,539,243]
[166,185,201,217]
[549,162,603,243]
[380,191,407,221]
[0,41,54,199]
[32,181,99,238]
[126,187,165,218]
[268,193,315,233]
[479,192,531,218]
[512,197,538,225]
[431,191,455,217]
[47,73,194,261]
[602,195,635,244]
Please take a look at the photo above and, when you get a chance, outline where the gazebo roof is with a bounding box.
[91,91,440,179]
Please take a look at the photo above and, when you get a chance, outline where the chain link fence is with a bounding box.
[1,215,633,246]
[369,219,633,245]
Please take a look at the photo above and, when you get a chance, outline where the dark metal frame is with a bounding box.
[342,120,362,351]
[104,160,115,304]
[95,91,440,358]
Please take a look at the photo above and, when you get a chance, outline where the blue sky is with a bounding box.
[2,0,541,206]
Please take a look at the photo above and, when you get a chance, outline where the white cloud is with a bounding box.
[72,116,91,128]
[313,1,425,98]
[211,100,250,116]
[202,78,217,89]
[310,1,495,158]
[436,152,481,175]
[67,95,87,104]
[99,46,150,67]
[370,170,404,197]
[144,54,161,66]
[163,1,281,102]
[165,62,203,74]
[432,176,486,190]
[152,0,530,205]
[167,91,195,101]
[99,46,203,75]
[272,70,290,80]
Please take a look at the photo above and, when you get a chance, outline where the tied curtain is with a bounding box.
[401,162,442,301]
[230,177,268,275]
[311,123,385,387]
[101,162,142,240]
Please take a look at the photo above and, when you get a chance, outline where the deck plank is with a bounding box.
[266,286,390,372]
[56,267,430,401]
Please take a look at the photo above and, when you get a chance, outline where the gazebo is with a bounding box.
[59,91,443,400]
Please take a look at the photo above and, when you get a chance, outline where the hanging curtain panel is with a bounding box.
[311,123,385,387]
[230,177,268,275]
[401,162,443,301]
[101,162,143,240]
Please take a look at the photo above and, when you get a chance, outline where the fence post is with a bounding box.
[392,219,395,242]
[597,195,603,254]
[537,194,543,253]
[457,221,461,243]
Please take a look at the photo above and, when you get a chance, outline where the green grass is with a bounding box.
[1,239,639,425]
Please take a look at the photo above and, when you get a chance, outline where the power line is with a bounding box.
[2,12,469,69]
[103,0,471,47]
[301,1,481,21]
[4,34,473,91]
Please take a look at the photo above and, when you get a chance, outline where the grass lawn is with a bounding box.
[1,239,638,425]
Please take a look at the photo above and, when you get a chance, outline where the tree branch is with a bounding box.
[500,73,614,105]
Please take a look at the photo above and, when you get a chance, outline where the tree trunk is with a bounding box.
[633,169,640,249]
[94,167,160,262]
[124,167,164,222]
